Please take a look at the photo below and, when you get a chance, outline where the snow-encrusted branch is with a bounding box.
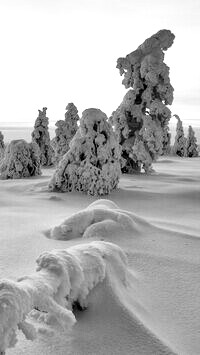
[0,241,127,354]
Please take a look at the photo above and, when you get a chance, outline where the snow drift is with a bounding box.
[0,241,128,354]
[48,199,147,240]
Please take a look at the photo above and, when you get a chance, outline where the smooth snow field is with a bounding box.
[0,156,200,355]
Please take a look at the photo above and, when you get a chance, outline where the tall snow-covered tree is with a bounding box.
[0,139,41,179]
[112,29,175,173]
[185,125,198,157]
[162,129,171,155]
[53,103,79,163]
[32,107,54,166]
[0,131,5,160]
[49,108,121,195]
[173,115,186,157]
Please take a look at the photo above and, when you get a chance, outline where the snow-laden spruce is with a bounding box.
[32,107,54,166]
[0,241,127,354]
[49,108,121,195]
[0,139,41,179]
[112,29,175,173]
[185,125,198,157]
[48,199,143,240]
[53,103,79,163]
[173,115,186,157]
[0,131,5,161]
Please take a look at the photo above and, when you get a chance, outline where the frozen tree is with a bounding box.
[112,29,175,173]
[0,131,5,160]
[0,139,41,179]
[185,125,198,157]
[53,103,79,163]
[173,115,186,157]
[49,108,121,195]
[32,107,54,166]
[162,130,171,155]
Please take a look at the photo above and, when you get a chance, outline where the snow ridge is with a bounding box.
[0,241,128,354]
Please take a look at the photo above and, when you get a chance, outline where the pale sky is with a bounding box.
[0,0,200,128]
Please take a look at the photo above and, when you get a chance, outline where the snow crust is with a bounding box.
[0,241,127,353]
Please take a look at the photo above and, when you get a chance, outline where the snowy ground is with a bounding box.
[0,156,200,355]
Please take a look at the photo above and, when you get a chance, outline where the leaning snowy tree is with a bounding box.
[0,139,41,179]
[112,29,175,173]
[173,114,186,157]
[49,108,121,195]
[32,107,54,166]
[53,103,79,163]
[185,125,198,157]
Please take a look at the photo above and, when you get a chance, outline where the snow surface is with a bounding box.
[0,156,200,354]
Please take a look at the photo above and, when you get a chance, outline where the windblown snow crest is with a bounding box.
[47,199,149,240]
[0,241,128,354]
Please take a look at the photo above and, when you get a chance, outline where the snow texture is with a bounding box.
[0,241,127,354]
[49,199,139,240]
[0,139,41,179]
[53,103,79,163]
[113,29,175,173]
[49,108,121,195]
[185,125,198,157]
[31,107,54,166]
[173,115,186,157]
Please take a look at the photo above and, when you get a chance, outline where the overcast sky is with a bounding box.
[0,0,199,128]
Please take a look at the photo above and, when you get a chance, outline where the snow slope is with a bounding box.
[0,156,200,354]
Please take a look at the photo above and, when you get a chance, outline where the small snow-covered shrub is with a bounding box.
[0,139,41,179]
[32,107,54,166]
[113,29,175,173]
[53,103,79,163]
[173,115,186,157]
[0,241,127,353]
[49,108,121,195]
[185,125,198,157]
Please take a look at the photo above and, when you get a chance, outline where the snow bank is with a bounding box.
[49,199,138,240]
[0,241,127,354]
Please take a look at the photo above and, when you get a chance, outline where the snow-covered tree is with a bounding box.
[0,131,5,160]
[0,139,41,179]
[53,103,79,163]
[112,29,175,173]
[173,115,186,157]
[32,107,54,166]
[162,129,171,155]
[185,125,198,157]
[49,108,121,195]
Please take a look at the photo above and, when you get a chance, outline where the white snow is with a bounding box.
[0,156,200,354]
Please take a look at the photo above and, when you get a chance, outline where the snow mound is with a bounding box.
[49,199,143,240]
[0,241,128,354]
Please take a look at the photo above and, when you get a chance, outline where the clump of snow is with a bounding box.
[0,241,127,353]
[49,108,121,195]
[172,115,186,157]
[0,139,41,179]
[49,199,138,240]
[53,103,79,163]
[32,107,54,166]
[112,29,175,173]
[185,125,198,157]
